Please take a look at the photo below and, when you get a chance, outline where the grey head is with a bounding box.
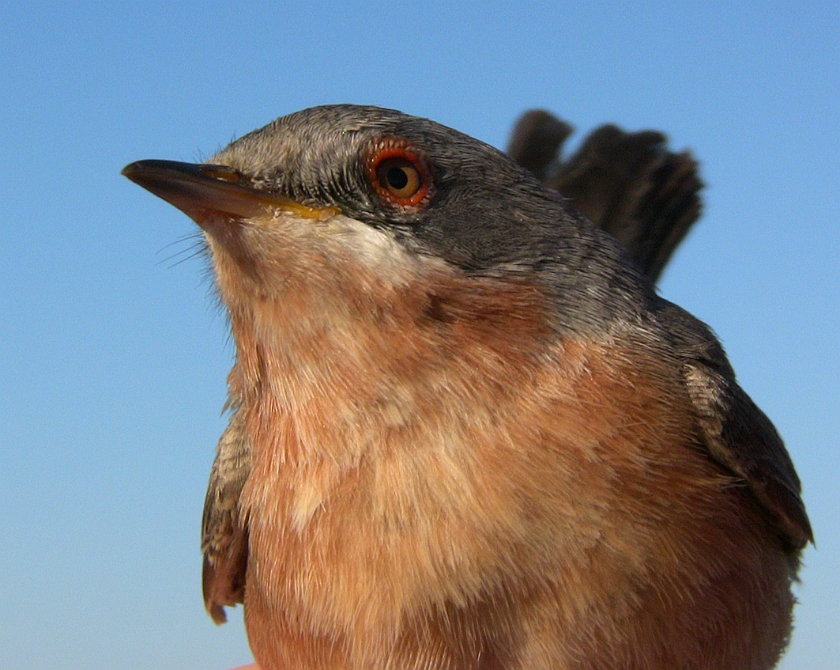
[208,104,653,331]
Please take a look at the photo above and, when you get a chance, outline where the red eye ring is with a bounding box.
[368,141,431,208]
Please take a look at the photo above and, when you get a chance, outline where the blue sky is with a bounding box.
[1,2,837,668]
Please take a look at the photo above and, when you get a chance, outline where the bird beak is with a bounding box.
[121,159,338,223]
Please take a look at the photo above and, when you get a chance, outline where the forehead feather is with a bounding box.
[213,106,402,174]
[210,104,499,180]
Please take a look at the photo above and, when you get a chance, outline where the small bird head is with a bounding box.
[123,105,647,335]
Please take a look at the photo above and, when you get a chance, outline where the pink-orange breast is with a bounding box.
[231,273,795,669]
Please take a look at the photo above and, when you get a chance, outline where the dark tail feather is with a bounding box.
[507,111,703,283]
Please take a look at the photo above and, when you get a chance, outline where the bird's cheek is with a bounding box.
[204,211,435,327]
[199,213,331,302]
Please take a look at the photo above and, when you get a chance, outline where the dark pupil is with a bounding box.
[387,166,409,190]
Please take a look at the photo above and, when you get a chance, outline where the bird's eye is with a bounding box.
[377,158,420,199]
[369,144,431,207]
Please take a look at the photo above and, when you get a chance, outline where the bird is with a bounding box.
[122,104,811,670]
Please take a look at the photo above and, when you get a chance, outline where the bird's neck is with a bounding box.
[227,270,553,470]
